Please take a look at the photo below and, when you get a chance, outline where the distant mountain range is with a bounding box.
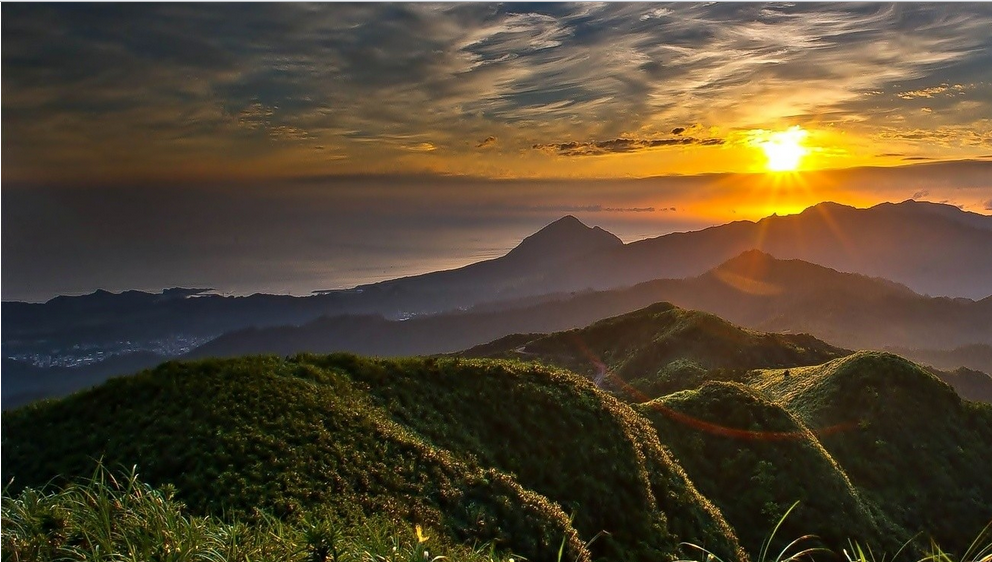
[462,302,992,403]
[4,200,991,408]
[541,200,992,300]
[189,250,991,377]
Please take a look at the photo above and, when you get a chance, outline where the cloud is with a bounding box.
[405,142,438,152]
[476,136,498,149]
[897,83,968,100]
[4,3,992,181]
[912,190,930,199]
[534,136,724,156]
[984,199,992,210]
[526,205,658,213]
[268,126,310,142]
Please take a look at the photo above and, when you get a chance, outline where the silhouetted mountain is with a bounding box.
[352,215,622,307]
[653,250,992,351]
[1,216,622,368]
[543,200,992,299]
[923,366,992,403]
[886,343,992,375]
[7,203,990,410]
[191,252,990,361]
[16,251,990,407]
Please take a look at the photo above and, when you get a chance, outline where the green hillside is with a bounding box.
[636,381,900,555]
[466,302,848,400]
[297,354,743,562]
[750,351,992,552]
[1,354,744,562]
[1,357,586,562]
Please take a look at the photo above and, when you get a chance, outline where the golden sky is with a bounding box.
[4,3,992,300]
[4,3,992,187]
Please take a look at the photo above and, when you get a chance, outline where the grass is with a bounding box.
[5,468,991,562]
[749,352,992,553]
[680,503,992,562]
[1,357,588,562]
[1,354,746,562]
[4,351,991,562]
[635,382,898,556]
[1,464,518,562]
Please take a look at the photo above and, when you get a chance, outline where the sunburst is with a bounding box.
[759,126,809,172]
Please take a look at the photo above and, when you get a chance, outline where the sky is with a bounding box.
[3,3,992,301]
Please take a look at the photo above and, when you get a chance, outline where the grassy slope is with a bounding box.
[636,381,900,556]
[466,302,848,400]
[750,351,992,552]
[293,354,744,562]
[1,354,746,562]
[2,465,520,562]
[1,357,587,562]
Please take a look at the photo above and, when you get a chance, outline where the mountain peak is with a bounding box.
[505,216,623,263]
[549,214,585,228]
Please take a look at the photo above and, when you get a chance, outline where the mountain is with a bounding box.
[886,343,992,376]
[7,202,991,409]
[461,301,991,404]
[191,251,991,363]
[5,349,990,556]
[749,352,992,551]
[463,302,849,400]
[1,355,744,562]
[15,252,991,407]
[638,250,992,351]
[0,216,622,372]
[926,366,992,403]
[353,215,623,307]
[543,200,992,300]
[636,382,899,555]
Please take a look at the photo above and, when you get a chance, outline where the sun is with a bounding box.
[759,126,809,172]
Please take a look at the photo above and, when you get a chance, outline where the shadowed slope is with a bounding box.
[0,357,589,562]
[750,352,992,552]
[1,355,745,562]
[636,382,900,556]
[297,354,745,562]
[465,302,847,400]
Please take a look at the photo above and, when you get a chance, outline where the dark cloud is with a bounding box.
[912,190,930,199]
[533,136,724,156]
[903,156,934,161]
[671,127,686,135]
[476,136,498,149]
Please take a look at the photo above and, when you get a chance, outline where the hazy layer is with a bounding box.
[4,161,990,302]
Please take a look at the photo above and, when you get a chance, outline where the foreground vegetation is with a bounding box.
[1,355,742,562]
[3,339,991,561]
[4,468,990,562]
[1,465,517,562]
